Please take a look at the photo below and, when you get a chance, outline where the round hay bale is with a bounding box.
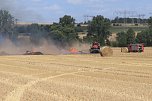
[121,47,128,53]
[100,46,113,57]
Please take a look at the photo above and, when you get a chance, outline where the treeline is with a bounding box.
[0,9,79,47]
[0,9,152,47]
[16,15,79,46]
[113,17,152,47]
[111,17,148,24]
[0,10,111,47]
[17,15,111,46]
[115,28,152,47]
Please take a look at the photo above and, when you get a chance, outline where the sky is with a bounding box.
[0,0,151,23]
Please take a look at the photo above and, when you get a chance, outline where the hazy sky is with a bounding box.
[0,0,151,23]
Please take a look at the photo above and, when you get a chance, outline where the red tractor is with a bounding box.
[89,42,100,53]
[128,44,144,52]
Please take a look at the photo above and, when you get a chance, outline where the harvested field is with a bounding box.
[0,47,152,101]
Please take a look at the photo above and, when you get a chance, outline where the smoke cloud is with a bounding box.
[0,38,62,55]
[0,0,44,23]
[0,37,91,55]
[0,0,90,55]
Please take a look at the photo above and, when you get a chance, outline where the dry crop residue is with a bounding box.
[0,47,151,101]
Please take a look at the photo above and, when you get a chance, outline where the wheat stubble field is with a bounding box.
[0,48,152,101]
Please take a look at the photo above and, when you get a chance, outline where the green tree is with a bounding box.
[135,17,152,46]
[27,23,48,44]
[48,15,79,46]
[59,15,75,27]
[0,10,16,38]
[136,29,152,46]
[147,30,152,46]
[49,23,66,44]
[136,30,148,45]
[75,24,83,32]
[87,15,111,45]
[116,32,127,47]
[126,28,135,44]
[59,15,78,44]
[148,17,152,29]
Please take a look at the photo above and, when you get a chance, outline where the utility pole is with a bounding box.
[136,14,145,24]
[129,11,137,25]
[84,15,94,23]
[115,10,133,26]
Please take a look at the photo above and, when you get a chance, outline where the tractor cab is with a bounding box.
[89,42,100,53]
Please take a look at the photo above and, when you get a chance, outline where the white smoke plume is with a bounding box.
[0,0,44,23]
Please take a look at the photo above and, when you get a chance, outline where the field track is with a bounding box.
[0,48,152,101]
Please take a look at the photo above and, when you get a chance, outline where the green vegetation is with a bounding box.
[48,15,79,46]
[148,17,152,29]
[116,32,127,47]
[112,17,152,47]
[0,10,16,39]
[84,15,111,45]
[116,28,135,47]
[126,28,135,44]
[110,26,147,33]
[111,17,148,24]
[116,27,152,47]
[0,9,152,47]
[136,30,152,46]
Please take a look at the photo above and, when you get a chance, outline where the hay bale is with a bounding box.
[100,46,113,57]
[121,47,128,53]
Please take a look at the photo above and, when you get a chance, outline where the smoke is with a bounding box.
[0,37,91,55]
[70,41,90,53]
[0,0,44,23]
[0,38,62,55]
[31,39,62,55]
[0,1,91,55]
[0,0,16,10]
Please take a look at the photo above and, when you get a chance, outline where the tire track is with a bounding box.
[26,76,144,101]
[0,63,38,71]
[4,71,84,101]
[72,74,152,86]
[26,89,67,101]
